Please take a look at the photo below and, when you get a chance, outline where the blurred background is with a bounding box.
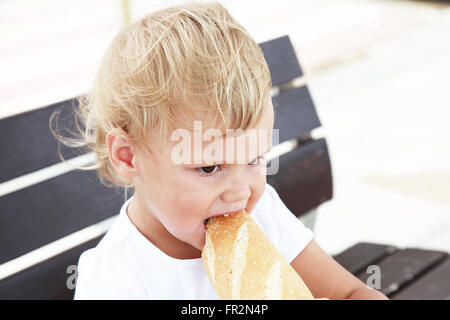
[1,0,449,256]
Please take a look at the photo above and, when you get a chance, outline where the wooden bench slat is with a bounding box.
[272,85,321,144]
[0,99,84,184]
[0,170,123,264]
[332,242,398,275]
[390,257,450,300]
[0,235,103,300]
[267,138,332,218]
[355,248,449,296]
[259,35,303,87]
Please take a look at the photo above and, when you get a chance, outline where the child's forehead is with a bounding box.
[159,103,274,165]
[164,127,272,166]
[169,100,274,140]
[173,104,225,131]
[174,95,274,132]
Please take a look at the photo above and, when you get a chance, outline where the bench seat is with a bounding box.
[333,242,450,299]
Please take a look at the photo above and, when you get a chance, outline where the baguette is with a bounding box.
[202,210,314,300]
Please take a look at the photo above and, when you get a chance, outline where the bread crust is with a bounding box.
[202,210,314,300]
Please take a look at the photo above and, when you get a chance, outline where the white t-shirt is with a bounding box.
[74,183,313,299]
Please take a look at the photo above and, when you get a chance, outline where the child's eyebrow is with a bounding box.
[248,145,273,164]
[191,145,273,167]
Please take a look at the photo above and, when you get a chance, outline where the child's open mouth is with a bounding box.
[203,209,244,230]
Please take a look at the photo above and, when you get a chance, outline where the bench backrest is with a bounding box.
[0,35,332,299]
[261,36,332,218]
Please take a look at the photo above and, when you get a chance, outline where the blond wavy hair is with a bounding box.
[51,1,272,191]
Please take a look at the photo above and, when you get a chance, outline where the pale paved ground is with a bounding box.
[1,0,449,255]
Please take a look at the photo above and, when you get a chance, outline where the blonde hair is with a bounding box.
[51,1,271,191]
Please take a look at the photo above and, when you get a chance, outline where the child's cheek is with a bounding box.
[172,187,209,217]
[247,175,266,214]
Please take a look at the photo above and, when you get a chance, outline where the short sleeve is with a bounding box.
[74,248,147,300]
[264,184,314,263]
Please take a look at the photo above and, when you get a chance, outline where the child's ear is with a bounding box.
[106,128,138,180]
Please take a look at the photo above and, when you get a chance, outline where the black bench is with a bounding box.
[333,243,450,299]
[0,35,448,300]
[0,99,124,299]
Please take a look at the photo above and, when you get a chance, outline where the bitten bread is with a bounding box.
[202,210,314,300]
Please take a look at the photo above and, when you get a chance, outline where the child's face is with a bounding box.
[131,97,274,254]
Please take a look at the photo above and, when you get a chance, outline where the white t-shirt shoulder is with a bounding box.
[74,183,313,299]
[74,224,148,299]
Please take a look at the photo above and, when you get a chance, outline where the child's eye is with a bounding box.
[198,165,220,176]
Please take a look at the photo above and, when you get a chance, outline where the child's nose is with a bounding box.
[221,184,251,203]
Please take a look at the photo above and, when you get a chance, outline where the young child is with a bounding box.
[72,1,388,300]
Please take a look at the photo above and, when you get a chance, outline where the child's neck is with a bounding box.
[127,196,202,260]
